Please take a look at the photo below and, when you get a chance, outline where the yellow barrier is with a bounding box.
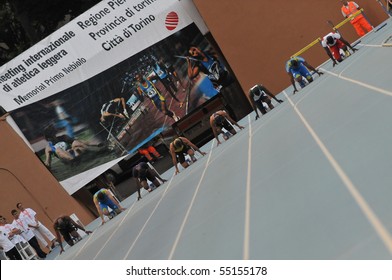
[333,9,363,30]
[290,9,364,57]
[291,37,321,58]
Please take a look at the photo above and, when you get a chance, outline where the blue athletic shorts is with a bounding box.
[99,197,118,212]
[290,65,312,81]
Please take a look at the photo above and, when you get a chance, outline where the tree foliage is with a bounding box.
[0,0,101,65]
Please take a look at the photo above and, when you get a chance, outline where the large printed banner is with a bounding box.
[0,0,242,194]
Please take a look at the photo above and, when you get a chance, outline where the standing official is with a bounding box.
[340,1,373,36]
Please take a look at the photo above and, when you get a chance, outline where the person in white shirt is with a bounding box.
[16,203,58,250]
[320,32,357,66]
[0,215,26,245]
[11,209,47,259]
[248,84,283,120]
[340,1,373,37]
[0,216,23,260]
[0,215,35,259]
[0,232,22,260]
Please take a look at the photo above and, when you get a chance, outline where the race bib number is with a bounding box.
[146,86,158,98]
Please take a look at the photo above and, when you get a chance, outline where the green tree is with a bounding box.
[0,0,101,65]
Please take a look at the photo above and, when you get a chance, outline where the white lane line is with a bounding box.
[57,233,96,260]
[72,229,97,259]
[357,44,383,47]
[168,141,215,259]
[243,115,252,260]
[73,189,146,259]
[283,90,392,254]
[320,68,392,97]
[122,176,176,259]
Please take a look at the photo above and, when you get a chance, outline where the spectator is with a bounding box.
[0,215,26,245]
[0,215,39,259]
[16,202,58,250]
[11,209,47,259]
[0,225,23,260]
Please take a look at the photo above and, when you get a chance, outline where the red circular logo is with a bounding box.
[165,11,179,31]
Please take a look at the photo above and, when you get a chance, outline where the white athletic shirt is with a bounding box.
[250,85,267,102]
[0,225,26,245]
[12,219,35,241]
[321,32,341,47]
[0,231,15,252]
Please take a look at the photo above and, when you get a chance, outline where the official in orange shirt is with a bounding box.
[340,1,373,37]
